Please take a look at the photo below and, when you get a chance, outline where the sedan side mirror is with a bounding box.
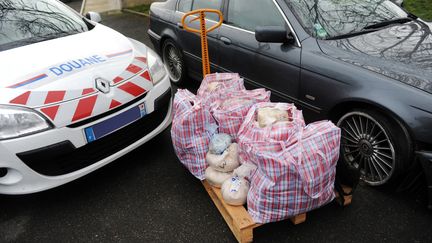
[255,26,291,43]
[85,12,102,23]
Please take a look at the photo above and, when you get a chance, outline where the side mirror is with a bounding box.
[85,12,102,23]
[255,26,291,43]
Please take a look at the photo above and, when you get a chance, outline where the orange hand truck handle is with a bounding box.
[181,9,223,34]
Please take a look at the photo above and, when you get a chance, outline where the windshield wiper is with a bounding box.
[326,14,418,40]
[326,29,379,40]
[362,14,417,30]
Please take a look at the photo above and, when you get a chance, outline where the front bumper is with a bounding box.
[0,75,172,195]
[417,151,432,209]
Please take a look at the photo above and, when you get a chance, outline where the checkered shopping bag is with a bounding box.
[171,89,218,180]
[197,73,245,105]
[237,102,305,163]
[244,121,341,223]
[211,89,271,142]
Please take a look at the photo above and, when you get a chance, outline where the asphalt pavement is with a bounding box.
[0,8,431,243]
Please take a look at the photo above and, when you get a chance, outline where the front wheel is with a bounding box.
[337,109,412,186]
[162,39,187,85]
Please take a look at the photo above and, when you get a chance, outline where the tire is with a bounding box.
[336,108,412,186]
[162,39,187,85]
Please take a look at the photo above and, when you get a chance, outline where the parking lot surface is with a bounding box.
[0,8,431,243]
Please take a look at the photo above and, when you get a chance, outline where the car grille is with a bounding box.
[17,89,171,176]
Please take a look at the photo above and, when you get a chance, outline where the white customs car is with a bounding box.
[0,0,172,194]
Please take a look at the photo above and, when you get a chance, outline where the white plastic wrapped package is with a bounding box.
[209,133,232,155]
[222,176,250,206]
[205,167,232,188]
[257,107,290,128]
[233,163,257,181]
[206,143,240,172]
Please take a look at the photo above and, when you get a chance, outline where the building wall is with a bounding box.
[82,0,122,13]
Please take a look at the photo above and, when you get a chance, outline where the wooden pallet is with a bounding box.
[202,180,352,243]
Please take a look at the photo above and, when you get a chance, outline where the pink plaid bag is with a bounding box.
[211,89,271,141]
[237,102,305,163]
[171,89,218,180]
[197,73,245,104]
[244,121,341,223]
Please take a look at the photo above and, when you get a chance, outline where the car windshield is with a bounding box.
[0,0,92,51]
[285,0,409,39]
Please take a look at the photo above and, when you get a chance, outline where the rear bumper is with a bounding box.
[0,75,172,195]
[417,151,432,209]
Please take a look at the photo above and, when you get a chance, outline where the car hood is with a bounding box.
[317,20,432,93]
[0,24,150,109]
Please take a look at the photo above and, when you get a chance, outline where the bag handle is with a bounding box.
[295,131,335,199]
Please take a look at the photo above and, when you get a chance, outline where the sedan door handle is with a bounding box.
[220,36,232,45]
[177,23,183,29]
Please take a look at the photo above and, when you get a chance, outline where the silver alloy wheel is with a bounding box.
[337,112,396,185]
[163,43,182,83]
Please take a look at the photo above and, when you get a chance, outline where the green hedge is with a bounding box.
[127,4,151,15]
[404,0,432,21]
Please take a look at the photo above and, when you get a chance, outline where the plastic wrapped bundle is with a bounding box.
[209,133,232,155]
[257,107,290,128]
[221,176,250,206]
[205,167,232,188]
[206,143,240,173]
[233,163,257,181]
[171,89,218,180]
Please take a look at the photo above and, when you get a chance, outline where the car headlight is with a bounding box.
[0,105,52,140]
[147,48,167,85]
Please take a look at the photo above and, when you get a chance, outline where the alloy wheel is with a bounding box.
[163,44,183,83]
[337,112,396,185]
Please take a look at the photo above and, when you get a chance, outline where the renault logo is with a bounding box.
[95,78,111,94]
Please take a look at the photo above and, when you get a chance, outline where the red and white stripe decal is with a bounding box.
[109,99,122,109]
[10,91,31,105]
[72,95,98,122]
[44,91,66,105]
[25,55,154,126]
[118,82,146,97]
[40,105,60,121]
[126,64,143,74]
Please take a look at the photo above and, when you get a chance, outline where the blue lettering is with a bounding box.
[50,67,63,76]
[68,61,82,69]
[85,57,98,64]
[93,55,106,63]
[79,59,91,66]
[49,55,105,76]
[60,64,73,72]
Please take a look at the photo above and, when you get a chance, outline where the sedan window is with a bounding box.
[285,0,409,39]
[227,0,285,32]
[178,0,192,12]
[0,0,91,51]
[192,0,222,21]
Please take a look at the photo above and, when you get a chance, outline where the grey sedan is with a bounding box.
[148,0,432,206]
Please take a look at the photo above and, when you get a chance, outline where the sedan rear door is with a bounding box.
[173,0,223,78]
